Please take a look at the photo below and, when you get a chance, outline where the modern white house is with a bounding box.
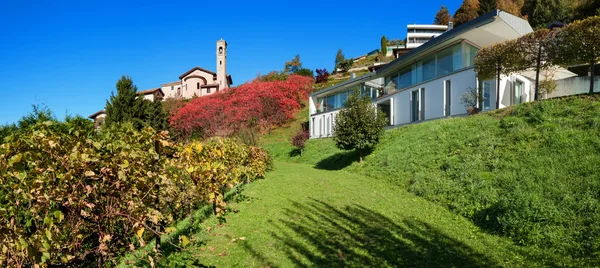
[406,24,448,49]
[308,10,577,139]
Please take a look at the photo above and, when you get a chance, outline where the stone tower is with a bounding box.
[216,39,228,89]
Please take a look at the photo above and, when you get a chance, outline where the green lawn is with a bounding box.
[162,161,538,267]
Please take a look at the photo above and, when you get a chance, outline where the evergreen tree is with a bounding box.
[434,6,452,25]
[380,36,388,58]
[335,49,345,70]
[522,0,570,29]
[478,0,497,15]
[105,75,168,130]
[333,90,388,163]
[453,0,481,26]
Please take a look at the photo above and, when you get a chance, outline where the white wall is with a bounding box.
[548,76,600,98]
[309,110,339,139]
[381,69,478,125]
[162,84,181,99]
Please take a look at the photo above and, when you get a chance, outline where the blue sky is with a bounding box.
[0,0,461,124]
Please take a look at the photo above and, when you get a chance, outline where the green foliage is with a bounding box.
[380,36,387,58]
[387,38,404,46]
[478,0,497,15]
[434,5,451,25]
[284,54,302,74]
[0,119,272,266]
[335,49,345,71]
[338,59,354,73]
[293,68,315,78]
[547,16,600,93]
[105,75,169,130]
[522,0,571,29]
[333,90,387,162]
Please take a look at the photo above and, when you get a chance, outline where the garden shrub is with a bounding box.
[0,121,272,267]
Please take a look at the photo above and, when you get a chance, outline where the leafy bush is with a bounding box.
[291,129,310,156]
[0,120,272,267]
[258,71,289,82]
[293,68,314,78]
[459,87,485,115]
[171,74,314,139]
[315,69,330,84]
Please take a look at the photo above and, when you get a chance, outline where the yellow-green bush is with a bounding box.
[0,123,271,267]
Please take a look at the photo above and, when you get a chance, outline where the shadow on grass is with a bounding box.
[314,148,373,170]
[242,198,503,267]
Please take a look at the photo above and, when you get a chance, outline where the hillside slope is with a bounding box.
[263,94,600,267]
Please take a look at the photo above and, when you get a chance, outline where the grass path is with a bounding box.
[189,161,536,267]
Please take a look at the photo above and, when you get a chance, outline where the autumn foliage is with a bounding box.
[0,122,271,267]
[170,74,314,138]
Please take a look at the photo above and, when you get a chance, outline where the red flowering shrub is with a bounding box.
[171,74,314,138]
[291,128,310,156]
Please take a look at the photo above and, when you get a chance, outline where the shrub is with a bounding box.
[460,87,485,115]
[0,120,273,267]
[293,68,314,78]
[315,69,330,84]
[171,75,314,139]
[291,128,310,156]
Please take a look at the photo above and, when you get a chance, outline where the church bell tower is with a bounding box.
[216,39,228,89]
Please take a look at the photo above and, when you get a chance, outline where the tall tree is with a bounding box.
[284,54,303,73]
[478,0,497,15]
[335,49,345,70]
[453,0,481,26]
[511,29,553,100]
[333,90,388,163]
[434,6,452,25]
[548,16,600,94]
[522,0,570,29]
[105,75,168,130]
[381,36,388,58]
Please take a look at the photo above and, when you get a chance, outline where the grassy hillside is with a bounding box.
[262,94,600,266]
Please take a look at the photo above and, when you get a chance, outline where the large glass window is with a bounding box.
[437,44,462,75]
[464,43,478,67]
[398,66,413,89]
[421,54,437,82]
[513,80,523,105]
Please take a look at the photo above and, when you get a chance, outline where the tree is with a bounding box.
[387,38,405,46]
[315,69,330,84]
[284,54,303,73]
[294,68,315,78]
[478,0,496,15]
[381,36,388,58]
[453,0,480,26]
[105,75,168,130]
[474,39,525,108]
[497,0,525,17]
[522,0,571,29]
[548,16,600,94]
[339,59,354,73]
[333,90,387,163]
[511,29,553,100]
[335,49,345,70]
[434,6,451,25]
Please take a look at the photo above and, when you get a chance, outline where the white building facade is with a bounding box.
[406,24,448,49]
[309,10,571,139]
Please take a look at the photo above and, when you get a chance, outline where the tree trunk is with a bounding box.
[496,61,501,109]
[359,149,363,163]
[590,61,596,94]
[535,45,542,101]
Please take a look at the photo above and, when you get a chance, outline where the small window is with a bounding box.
[197,82,200,89]
[444,80,451,116]
[207,88,211,94]
[220,61,222,65]
[171,86,174,90]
